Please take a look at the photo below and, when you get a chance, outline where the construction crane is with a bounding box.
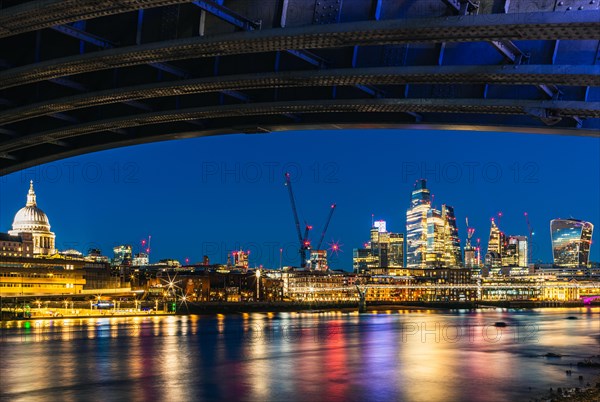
[284,172,336,268]
[465,217,475,248]
[464,217,476,268]
[284,172,309,267]
[524,212,534,265]
[316,204,336,250]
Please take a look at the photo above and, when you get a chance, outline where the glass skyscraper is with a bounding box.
[485,219,504,268]
[550,219,594,267]
[406,180,462,268]
[442,205,462,267]
[406,180,431,268]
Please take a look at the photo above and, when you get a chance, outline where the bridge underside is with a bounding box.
[0,0,599,175]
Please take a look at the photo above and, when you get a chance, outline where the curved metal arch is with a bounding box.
[1,11,599,90]
[1,120,599,178]
[0,0,194,39]
[2,98,599,155]
[2,65,599,126]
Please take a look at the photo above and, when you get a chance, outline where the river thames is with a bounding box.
[1,307,599,402]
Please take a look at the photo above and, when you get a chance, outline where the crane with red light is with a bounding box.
[524,212,534,265]
[284,172,336,268]
[284,172,310,267]
[465,217,475,247]
[464,217,476,268]
[316,204,337,251]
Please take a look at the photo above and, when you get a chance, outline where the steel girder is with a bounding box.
[2,98,598,154]
[0,1,599,176]
[0,0,195,38]
[1,11,598,90]
[0,65,598,126]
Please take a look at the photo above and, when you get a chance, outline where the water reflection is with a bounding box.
[0,308,598,401]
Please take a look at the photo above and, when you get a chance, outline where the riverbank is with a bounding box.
[1,300,596,321]
[532,373,600,402]
[182,300,596,315]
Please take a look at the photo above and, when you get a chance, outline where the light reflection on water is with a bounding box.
[0,308,599,402]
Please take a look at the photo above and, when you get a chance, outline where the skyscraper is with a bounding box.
[353,220,404,273]
[442,205,462,267]
[388,233,404,268]
[406,180,462,269]
[406,179,431,268]
[550,219,594,267]
[503,236,528,267]
[485,218,504,268]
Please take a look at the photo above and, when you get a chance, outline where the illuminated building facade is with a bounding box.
[0,256,113,296]
[485,219,504,269]
[503,236,528,267]
[0,232,33,258]
[132,252,149,266]
[406,180,461,268]
[463,225,478,271]
[353,248,379,273]
[353,220,404,273]
[551,219,594,267]
[425,205,462,268]
[388,233,404,268]
[464,244,476,269]
[231,249,250,270]
[484,218,530,272]
[426,208,445,267]
[7,181,55,256]
[281,270,352,301]
[1,182,113,295]
[442,205,462,267]
[113,245,132,266]
[86,249,110,263]
[308,249,328,271]
[0,260,85,296]
[406,179,431,268]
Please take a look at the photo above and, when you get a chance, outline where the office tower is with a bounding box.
[113,245,133,266]
[442,205,462,267]
[407,180,462,269]
[551,218,594,267]
[406,179,431,268]
[503,235,528,267]
[353,220,404,273]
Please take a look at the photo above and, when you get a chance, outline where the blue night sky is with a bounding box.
[0,129,598,270]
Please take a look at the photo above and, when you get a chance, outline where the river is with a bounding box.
[1,307,599,401]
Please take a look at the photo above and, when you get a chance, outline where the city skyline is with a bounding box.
[0,129,598,269]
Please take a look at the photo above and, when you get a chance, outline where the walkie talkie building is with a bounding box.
[550,219,594,267]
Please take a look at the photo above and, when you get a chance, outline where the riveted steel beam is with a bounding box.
[1,11,598,90]
[0,0,196,39]
[1,98,598,155]
[2,65,598,126]
[191,1,261,31]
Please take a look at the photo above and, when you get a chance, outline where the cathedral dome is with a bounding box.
[11,181,51,232]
